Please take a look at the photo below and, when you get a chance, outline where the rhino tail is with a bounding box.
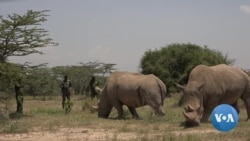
[156,79,166,106]
[136,86,146,106]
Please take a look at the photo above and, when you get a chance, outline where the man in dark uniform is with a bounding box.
[89,76,97,100]
[60,75,72,109]
[15,79,24,114]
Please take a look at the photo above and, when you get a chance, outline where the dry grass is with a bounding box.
[0,94,250,141]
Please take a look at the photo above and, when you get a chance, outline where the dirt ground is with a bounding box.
[1,127,140,141]
[0,127,219,141]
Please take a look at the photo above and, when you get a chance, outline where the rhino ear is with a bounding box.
[198,82,205,92]
[175,83,186,91]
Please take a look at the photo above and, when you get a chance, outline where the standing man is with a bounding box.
[89,76,99,100]
[60,75,72,109]
[15,78,24,114]
[89,76,97,100]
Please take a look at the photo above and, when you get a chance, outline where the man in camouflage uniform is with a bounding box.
[60,75,72,109]
[15,79,24,114]
[89,76,98,100]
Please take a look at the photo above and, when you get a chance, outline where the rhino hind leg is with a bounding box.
[242,97,250,121]
[243,100,250,121]
[241,88,250,121]
[153,106,165,116]
[128,107,140,119]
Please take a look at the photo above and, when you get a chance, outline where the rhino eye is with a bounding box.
[198,106,203,113]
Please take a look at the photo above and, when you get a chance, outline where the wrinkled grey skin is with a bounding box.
[98,71,166,119]
[177,64,250,126]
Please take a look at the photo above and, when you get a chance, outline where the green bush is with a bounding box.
[140,43,234,93]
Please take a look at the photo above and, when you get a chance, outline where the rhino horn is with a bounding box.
[175,83,185,91]
[183,111,192,120]
[187,105,194,112]
[91,106,98,111]
[95,86,103,95]
[184,105,194,112]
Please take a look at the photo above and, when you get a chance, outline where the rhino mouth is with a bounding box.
[98,112,110,118]
[98,106,112,119]
[183,111,200,127]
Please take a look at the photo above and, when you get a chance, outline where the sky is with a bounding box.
[1,0,250,72]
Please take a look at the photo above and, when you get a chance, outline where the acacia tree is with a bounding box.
[0,10,57,87]
[0,10,57,116]
[0,10,57,63]
[140,43,235,93]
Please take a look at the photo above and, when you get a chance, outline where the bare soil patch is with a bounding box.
[0,127,220,141]
[1,127,139,141]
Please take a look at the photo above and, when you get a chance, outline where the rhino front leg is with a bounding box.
[201,104,217,123]
[232,101,240,114]
[154,106,165,116]
[201,108,210,122]
[128,107,140,119]
[113,102,124,119]
[201,98,220,122]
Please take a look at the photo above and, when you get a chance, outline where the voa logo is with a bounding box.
[210,104,238,132]
[214,113,235,123]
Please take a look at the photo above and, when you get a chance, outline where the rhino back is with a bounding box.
[105,72,164,107]
[188,64,250,100]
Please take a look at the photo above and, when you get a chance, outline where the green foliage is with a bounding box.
[140,43,235,93]
[0,63,25,118]
[0,63,25,92]
[24,64,56,99]
[243,69,250,77]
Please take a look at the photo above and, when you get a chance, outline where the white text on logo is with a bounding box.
[214,114,234,122]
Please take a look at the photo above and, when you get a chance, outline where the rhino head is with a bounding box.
[97,88,113,118]
[176,83,205,127]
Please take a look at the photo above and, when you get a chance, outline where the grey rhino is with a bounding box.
[98,71,166,119]
[177,64,250,126]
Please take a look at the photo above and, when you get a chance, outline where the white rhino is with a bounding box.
[177,64,250,126]
[98,71,166,119]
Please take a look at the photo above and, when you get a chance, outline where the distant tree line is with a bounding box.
[0,62,116,99]
[140,43,235,93]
